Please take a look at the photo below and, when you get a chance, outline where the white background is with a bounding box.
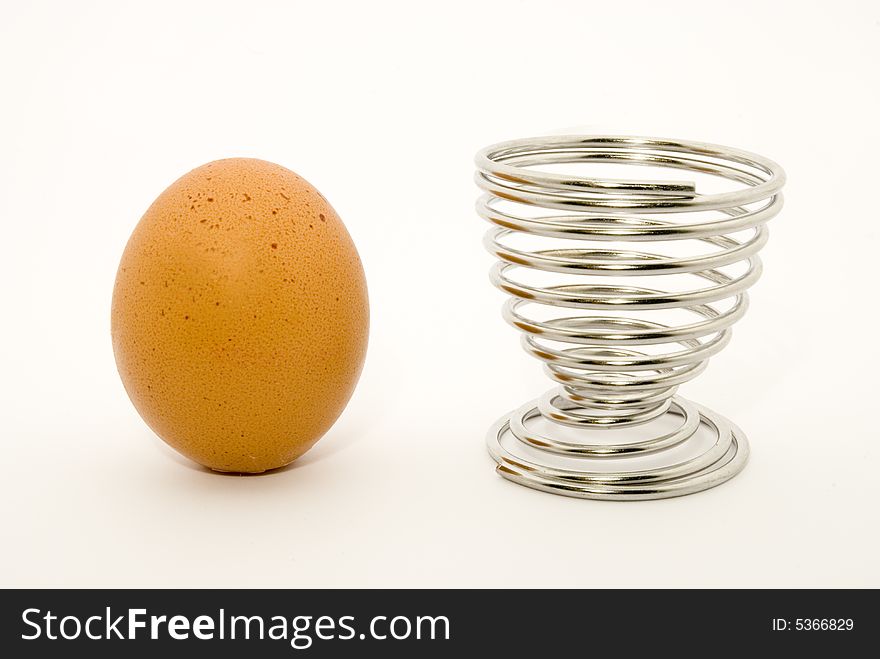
[2,0,878,587]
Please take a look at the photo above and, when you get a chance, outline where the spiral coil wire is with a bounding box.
[475,136,785,500]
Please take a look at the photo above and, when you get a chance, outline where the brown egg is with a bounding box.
[111,158,368,473]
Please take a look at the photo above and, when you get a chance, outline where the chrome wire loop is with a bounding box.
[476,136,785,500]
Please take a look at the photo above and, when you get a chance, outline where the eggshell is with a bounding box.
[111,158,368,473]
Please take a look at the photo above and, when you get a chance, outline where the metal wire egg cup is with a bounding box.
[475,135,785,500]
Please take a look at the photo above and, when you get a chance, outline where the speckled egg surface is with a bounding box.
[111,158,368,473]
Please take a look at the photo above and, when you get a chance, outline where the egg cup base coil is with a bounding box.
[487,396,749,501]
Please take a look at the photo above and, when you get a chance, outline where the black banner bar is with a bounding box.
[1,589,874,656]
